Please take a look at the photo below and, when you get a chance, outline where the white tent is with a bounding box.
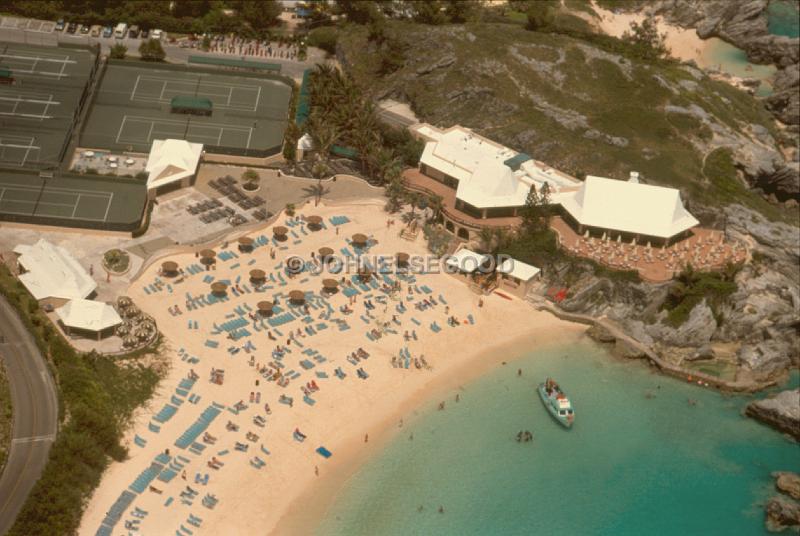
[13,239,96,301]
[56,299,122,334]
[145,139,203,191]
[560,175,698,239]
[445,248,489,273]
[497,258,541,281]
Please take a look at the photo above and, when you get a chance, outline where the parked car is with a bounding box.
[90,25,102,37]
[128,25,140,38]
[79,24,89,34]
[140,28,149,39]
[102,25,113,38]
[66,22,78,34]
[150,29,163,40]
[55,19,65,31]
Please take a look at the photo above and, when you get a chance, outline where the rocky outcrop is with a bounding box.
[766,495,800,532]
[745,389,800,440]
[775,472,800,501]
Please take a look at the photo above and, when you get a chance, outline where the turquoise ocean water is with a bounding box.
[318,341,799,536]
[768,0,800,38]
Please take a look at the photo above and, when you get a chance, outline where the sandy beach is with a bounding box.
[591,2,713,67]
[78,198,584,535]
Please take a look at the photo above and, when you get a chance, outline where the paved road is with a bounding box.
[0,295,58,535]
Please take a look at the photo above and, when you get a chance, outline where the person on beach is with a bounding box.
[364,433,369,443]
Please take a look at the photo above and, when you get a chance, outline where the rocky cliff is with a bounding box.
[745,389,800,439]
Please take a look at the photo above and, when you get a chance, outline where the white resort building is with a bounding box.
[145,138,203,199]
[405,123,580,239]
[559,174,699,246]
[13,239,97,305]
[56,299,122,340]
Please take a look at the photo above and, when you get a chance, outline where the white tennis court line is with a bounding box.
[116,114,254,145]
[0,184,113,221]
[0,53,76,64]
[129,75,261,111]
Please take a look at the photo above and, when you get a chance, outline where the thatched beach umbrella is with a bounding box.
[257,300,274,317]
[288,290,306,305]
[238,236,254,252]
[306,215,323,231]
[116,296,132,310]
[249,269,266,284]
[273,226,288,241]
[161,260,179,276]
[396,252,410,267]
[211,281,228,296]
[200,249,216,264]
[318,247,334,261]
[322,278,339,294]
[352,233,368,247]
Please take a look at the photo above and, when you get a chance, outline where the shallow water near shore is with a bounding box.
[317,341,799,535]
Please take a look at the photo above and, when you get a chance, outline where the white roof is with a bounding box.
[417,125,580,209]
[13,239,96,301]
[498,258,540,281]
[56,299,122,332]
[560,175,699,239]
[145,139,203,191]
[445,248,489,273]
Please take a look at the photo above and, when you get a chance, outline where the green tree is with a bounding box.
[337,0,383,24]
[522,184,542,231]
[241,168,259,190]
[138,38,165,61]
[310,157,329,206]
[525,0,557,31]
[622,16,669,60]
[411,0,448,25]
[109,43,127,59]
[240,0,282,31]
[385,175,406,213]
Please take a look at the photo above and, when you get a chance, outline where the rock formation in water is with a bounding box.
[766,471,800,532]
[745,389,800,439]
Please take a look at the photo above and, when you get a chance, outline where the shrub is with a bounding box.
[139,39,166,62]
[308,26,338,55]
[109,43,127,59]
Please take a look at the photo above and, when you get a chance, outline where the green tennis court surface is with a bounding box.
[0,42,95,168]
[82,62,292,154]
[0,171,146,229]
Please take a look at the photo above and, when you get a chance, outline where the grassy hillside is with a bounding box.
[337,21,787,220]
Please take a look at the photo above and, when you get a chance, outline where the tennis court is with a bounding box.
[82,62,292,154]
[0,171,147,230]
[0,42,96,168]
[0,181,113,221]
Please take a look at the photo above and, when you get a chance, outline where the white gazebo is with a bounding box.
[144,138,203,199]
[13,239,96,303]
[497,258,541,297]
[56,299,122,340]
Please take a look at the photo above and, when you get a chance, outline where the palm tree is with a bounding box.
[428,194,444,223]
[310,157,330,206]
[478,227,495,253]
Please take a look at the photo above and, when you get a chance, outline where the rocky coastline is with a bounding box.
[766,471,800,531]
[745,389,800,440]
[619,0,800,202]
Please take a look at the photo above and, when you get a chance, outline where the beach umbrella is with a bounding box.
[396,252,410,267]
[288,290,306,305]
[306,215,323,230]
[161,260,179,276]
[249,269,266,283]
[238,236,254,252]
[352,233,368,247]
[273,226,288,241]
[318,247,334,260]
[257,300,274,316]
[322,278,339,293]
[200,249,216,264]
[211,281,228,296]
